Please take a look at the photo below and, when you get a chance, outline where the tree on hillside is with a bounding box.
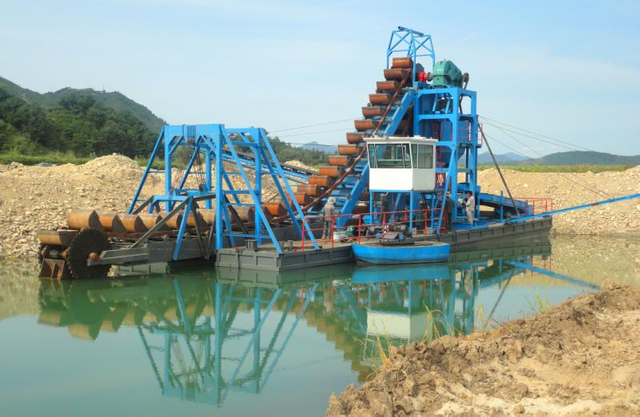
[268,136,327,167]
[59,94,98,115]
[0,87,55,147]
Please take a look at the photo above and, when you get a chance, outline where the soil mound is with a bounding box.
[478,167,640,235]
[0,155,279,258]
[327,281,640,416]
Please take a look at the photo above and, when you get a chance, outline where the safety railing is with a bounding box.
[517,197,554,216]
[299,208,446,250]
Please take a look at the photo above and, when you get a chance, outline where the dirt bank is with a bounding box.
[478,167,640,235]
[0,157,638,258]
[327,280,640,416]
[0,155,282,259]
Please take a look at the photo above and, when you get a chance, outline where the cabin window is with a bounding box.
[368,143,411,168]
[417,144,434,169]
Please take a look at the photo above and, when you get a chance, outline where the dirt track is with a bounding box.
[327,280,640,416]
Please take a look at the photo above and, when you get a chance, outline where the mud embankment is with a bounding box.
[328,280,640,416]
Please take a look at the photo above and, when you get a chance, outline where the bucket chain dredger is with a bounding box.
[36,26,640,278]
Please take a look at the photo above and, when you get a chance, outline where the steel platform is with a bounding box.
[215,217,553,272]
[216,241,354,272]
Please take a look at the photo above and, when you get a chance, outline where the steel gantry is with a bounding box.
[128,124,318,257]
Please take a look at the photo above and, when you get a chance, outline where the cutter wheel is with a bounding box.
[66,228,111,279]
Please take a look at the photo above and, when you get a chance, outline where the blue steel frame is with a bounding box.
[387,26,436,77]
[129,124,318,258]
[415,86,480,227]
[365,28,479,232]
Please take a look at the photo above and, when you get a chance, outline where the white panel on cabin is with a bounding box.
[366,137,437,192]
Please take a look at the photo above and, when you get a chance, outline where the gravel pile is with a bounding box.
[0,154,278,259]
[0,157,637,259]
[478,166,640,235]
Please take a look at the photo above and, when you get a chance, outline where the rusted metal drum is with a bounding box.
[37,229,78,246]
[291,192,311,205]
[297,184,321,196]
[186,210,205,228]
[359,191,370,201]
[369,94,391,105]
[338,144,359,156]
[234,206,256,222]
[353,204,370,214]
[159,211,184,230]
[309,175,334,187]
[121,214,148,233]
[328,156,350,167]
[138,213,167,231]
[67,209,102,230]
[195,207,256,226]
[319,166,343,177]
[346,132,365,144]
[97,212,126,233]
[376,81,398,92]
[384,68,410,81]
[197,209,215,225]
[362,106,385,118]
[264,201,286,217]
[392,57,413,68]
[354,119,375,131]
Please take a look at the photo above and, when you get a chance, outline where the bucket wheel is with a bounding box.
[67,228,111,279]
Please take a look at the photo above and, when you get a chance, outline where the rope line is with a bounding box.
[269,118,355,134]
[480,116,628,166]
[482,131,612,199]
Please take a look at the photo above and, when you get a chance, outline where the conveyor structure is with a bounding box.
[34,26,640,279]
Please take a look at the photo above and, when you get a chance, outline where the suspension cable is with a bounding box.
[480,116,628,166]
[269,118,355,134]
[482,131,613,199]
[277,127,352,138]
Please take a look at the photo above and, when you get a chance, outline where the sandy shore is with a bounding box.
[327,280,640,416]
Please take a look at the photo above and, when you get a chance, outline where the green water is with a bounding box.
[0,235,638,416]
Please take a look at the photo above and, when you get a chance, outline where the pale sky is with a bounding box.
[1,0,639,156]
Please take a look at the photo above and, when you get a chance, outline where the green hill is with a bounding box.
[0,82,156,160]
[520,151,640,166]
[0,77,164,132]
[0,77,328,167]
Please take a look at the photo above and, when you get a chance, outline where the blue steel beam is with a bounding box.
[505,193,640,224]
[128,129,164,214]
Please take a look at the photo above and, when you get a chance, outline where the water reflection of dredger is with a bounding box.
[351,241,599,367]
[34,241,598,407]
[36,271,365,405]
